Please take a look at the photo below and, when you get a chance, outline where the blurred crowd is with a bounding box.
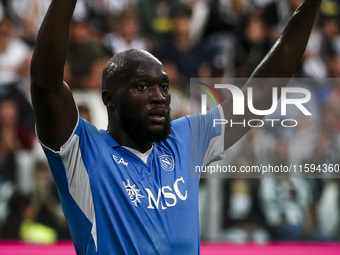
[0,0,339,244]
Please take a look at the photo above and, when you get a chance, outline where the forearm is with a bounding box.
[30,0,77,89]
[251,0,321,78]
[222,0,321,149]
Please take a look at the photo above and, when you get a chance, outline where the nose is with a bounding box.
[150,85,166,104]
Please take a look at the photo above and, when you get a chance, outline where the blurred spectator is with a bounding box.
[234,11,271,77]
[73,88,107,129]
[300,25,328,79]
[325,55,340,78]
[103,7,151,55]
[1,191,32,239]
[0,98,34,216]
[6,0,89,46]
[84,0,137,32]
[154,5,210,92]
[202,0,250,39]
[310,99,340,168]
[0,85,34,133]
[319,0,340,46]
[0,1,5,21]
[169,87,191,120]
[78,104,92,123]
[31,161,70,240]
[6,0,50,46]
[230,127,277,166]
[262,0,327,79]
[72,58,109,129]
[261,0,325,79]
[0,99,34,183]
[0,17,31,87]
[259,140,317,241]
[262,0,307,41]
[137,0,187,46]
[259,176,313,241]
[319,22,340,62]
[78,56,110,91]
[288,118,318,166]
[67,20,110,89]
[0,190,57,243]
[220,178,269,243]
[272,139,289,166]
[317,179,340,240]
[185,0,210,46]
[0,51,35,133]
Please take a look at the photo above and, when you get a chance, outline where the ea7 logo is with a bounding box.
[159,155,174,171]
[113,155,128,166]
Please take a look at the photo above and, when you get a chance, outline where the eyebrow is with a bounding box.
[133,72,169,81]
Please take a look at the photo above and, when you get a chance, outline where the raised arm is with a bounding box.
[30,0,78,151]
[223,0,322,149]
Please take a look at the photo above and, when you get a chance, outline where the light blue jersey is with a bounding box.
[41,106,224,254]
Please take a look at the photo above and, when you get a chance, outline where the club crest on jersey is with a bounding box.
[159,155,174,171]
[123,179,145,207]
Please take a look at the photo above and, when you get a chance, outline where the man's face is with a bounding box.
[115,56,171,144]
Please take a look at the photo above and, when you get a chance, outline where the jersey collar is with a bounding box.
[99,129,121,148]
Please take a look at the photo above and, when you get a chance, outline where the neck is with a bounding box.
[107,129,153,153]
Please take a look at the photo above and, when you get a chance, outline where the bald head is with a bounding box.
[102,49,163,90]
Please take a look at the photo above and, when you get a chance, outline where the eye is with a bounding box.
[137,83,148,91]
[160,83,169,91]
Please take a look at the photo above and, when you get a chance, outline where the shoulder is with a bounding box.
[168,106,224,139]
[169,116,190,139]
[75,117,100,136]
[42,117,102,156]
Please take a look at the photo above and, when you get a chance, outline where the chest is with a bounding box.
[90,146,196,211]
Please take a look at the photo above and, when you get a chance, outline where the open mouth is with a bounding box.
[148,109,167,123]
[149,115,165,122]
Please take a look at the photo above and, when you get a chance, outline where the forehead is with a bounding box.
[135,59,166,77]
[104,50,169,90]
[127,54,168,81]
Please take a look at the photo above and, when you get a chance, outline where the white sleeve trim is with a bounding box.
[202,105,226,166]
[217,104,225,125]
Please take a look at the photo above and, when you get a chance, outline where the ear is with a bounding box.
[102,90,116,108]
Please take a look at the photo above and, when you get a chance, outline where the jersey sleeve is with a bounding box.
[170,105,225,169]
[38,116,103,195]
[38,116,100,253]
[189,105,226,167]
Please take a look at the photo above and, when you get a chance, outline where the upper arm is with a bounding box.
[222,78,282,149]
[31,80,78,151]
[29,0,79,151]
